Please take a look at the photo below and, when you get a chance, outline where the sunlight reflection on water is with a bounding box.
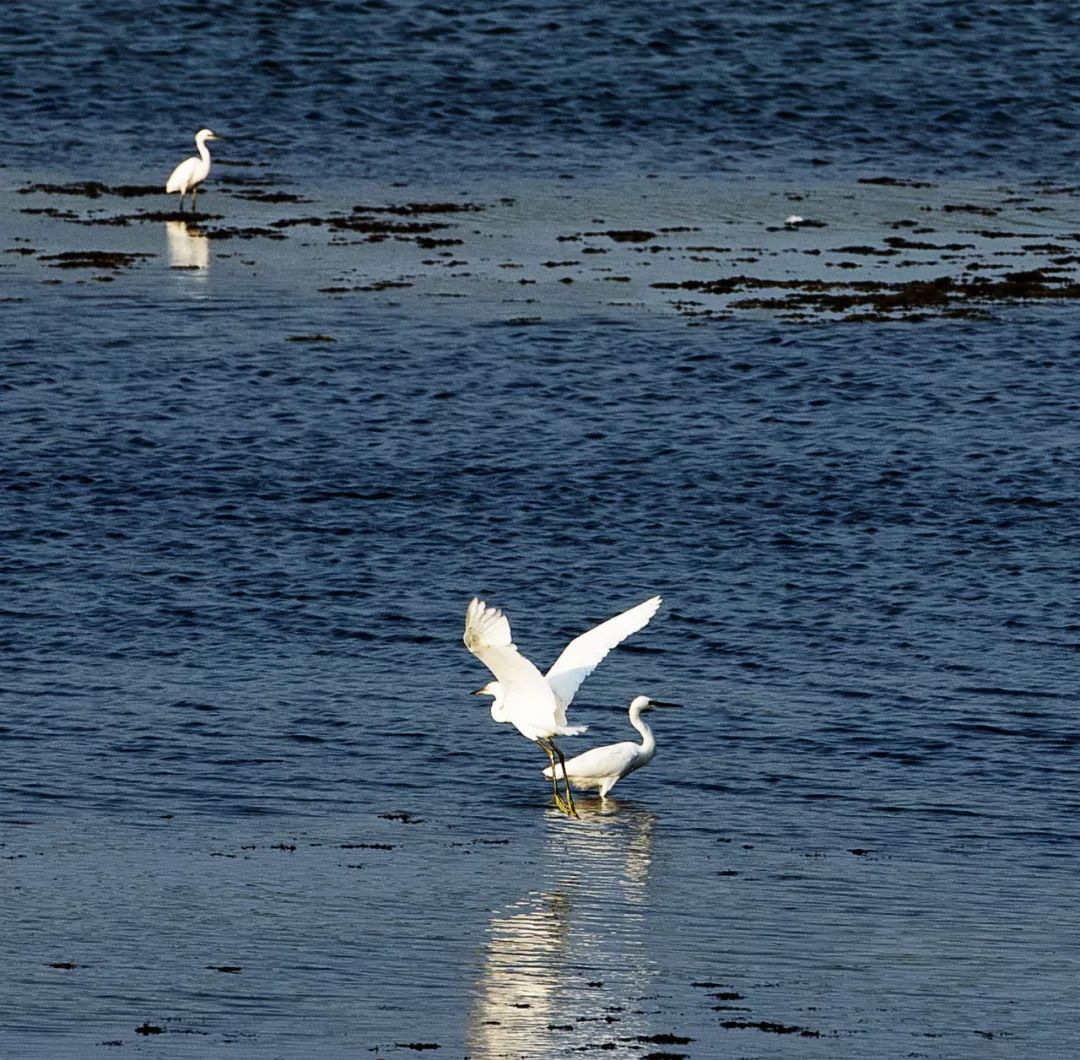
[165,220,209,272]
[469,803,657,1057]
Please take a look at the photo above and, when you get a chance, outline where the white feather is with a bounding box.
[463,599,584,741]
[544,595,662,716]
[165,128,219,206]
[464,596,663,745]
[543,695,677,797]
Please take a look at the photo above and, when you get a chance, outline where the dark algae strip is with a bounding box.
[656,270,1080,321]
[721,1019,821,1037]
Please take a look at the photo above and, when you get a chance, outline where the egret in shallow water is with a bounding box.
[463,595,662,816]
[543,695,681,798]
[165,128,221,212]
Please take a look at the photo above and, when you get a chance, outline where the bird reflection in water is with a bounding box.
[165,220,209,271]
[468,803,657,1058]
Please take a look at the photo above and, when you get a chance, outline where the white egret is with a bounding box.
[543,696,680,798]
[463,595,662,816]
[165,128,222,212]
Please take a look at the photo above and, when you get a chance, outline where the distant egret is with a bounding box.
[543,695,680,798]
[165,128,222,212]
[464,596,662,816]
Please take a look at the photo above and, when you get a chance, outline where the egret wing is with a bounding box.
[464,598,557,711]
[544,596,662,714]
[165,158,197,196]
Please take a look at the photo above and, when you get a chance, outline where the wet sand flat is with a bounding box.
[8,173,1080,325]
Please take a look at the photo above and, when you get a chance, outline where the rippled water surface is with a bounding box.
[4,2,1080,1058]
[6,0,1080,183]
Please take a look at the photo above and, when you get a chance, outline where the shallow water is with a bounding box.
[4,2,1080,1058]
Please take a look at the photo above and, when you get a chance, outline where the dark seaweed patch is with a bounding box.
[20,182,161,198]
[231,190,313,203]
[271,215,447,237]
[834,245,899,256]
[857,176,935,188]
[942,203,1000,216]
[721,1019,820,1037]
[356,280,415,291]
[594,229,657,242]
[884,236,973,251]
[23,208,224,227]
[655,268,1080,320]
[352,201,482,215]
[39,250,153,269]
[200,225,288,240]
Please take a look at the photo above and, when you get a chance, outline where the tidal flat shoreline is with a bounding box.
[7,170,1080,325]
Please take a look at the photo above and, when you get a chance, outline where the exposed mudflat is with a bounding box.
[9,174,1080,323]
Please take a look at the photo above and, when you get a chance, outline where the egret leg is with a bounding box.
[540,739,572,815]
[191,187,197,213]
[549,739,579,818]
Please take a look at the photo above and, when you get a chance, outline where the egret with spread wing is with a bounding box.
[543,695,680,799]
[166,128,222,212]
[463,595,661,816]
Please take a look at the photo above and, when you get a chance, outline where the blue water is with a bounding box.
[4,2,1080,1058]
[5,0,1080,183]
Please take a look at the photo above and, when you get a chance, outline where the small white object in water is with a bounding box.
[464,595,662,816]
[543,695,681,798]
[785,214,805,226]
[166,128,222,212]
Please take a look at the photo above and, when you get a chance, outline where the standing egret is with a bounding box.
[543,696,681,799]
[165,128,222,212]
[463,595,662,816]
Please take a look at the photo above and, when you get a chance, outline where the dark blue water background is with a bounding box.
[3,2,1080,1057]
[5,0,1080,184]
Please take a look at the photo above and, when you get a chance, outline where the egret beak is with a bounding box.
[649,699,682,709]
[472,688,488,696]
